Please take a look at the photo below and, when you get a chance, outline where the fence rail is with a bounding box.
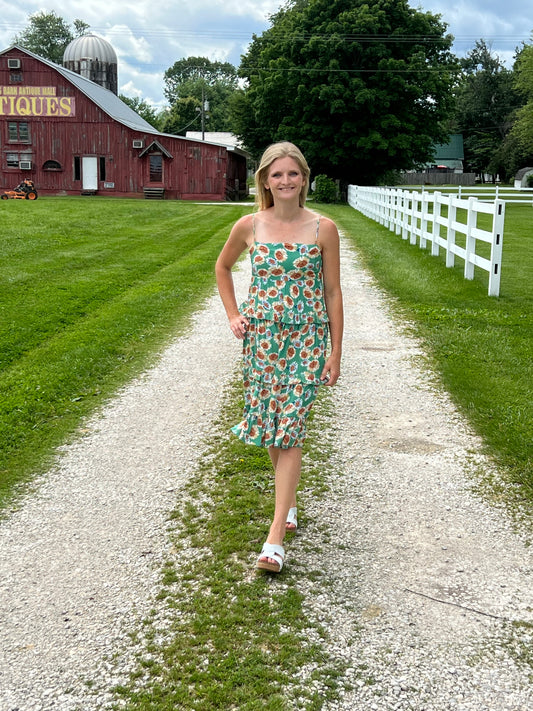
[348,185,505,296]
[418,184,533,205]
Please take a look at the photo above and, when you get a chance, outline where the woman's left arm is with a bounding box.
[319,218,344,386]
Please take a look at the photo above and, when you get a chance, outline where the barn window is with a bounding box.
[10,73,22,83]
[8,121,29,142]
[99,156,106,181]
[6,153,18,167]
[74,157,81,181]
[149,154,163,182]
[43,160,62,171]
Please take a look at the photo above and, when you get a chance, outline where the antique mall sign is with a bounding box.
[0,86,75,117]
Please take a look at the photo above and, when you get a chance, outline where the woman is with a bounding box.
[215,142,343,573]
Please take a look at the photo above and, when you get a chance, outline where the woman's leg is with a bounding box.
[265,446,302,547]
[268,445,279,471]
[268,446,297,508]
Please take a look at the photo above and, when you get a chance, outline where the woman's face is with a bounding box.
[264,156,305,202]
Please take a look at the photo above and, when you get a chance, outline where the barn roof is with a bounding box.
[515,166,533,180]
[432,134,464,161]
[1,45,245,154]
[1,45,158,134]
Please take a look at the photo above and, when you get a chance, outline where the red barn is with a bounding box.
[0,45,248,200]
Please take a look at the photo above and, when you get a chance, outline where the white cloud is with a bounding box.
[408,0,533,64]
[2,0,533,102]
[104,25,152,63]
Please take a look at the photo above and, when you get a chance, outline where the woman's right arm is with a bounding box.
[215,214,253,340]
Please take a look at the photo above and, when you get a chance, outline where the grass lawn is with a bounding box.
[0,197,252,511]
[319,202,533,501]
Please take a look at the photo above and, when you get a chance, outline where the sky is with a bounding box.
[1,0,532,109]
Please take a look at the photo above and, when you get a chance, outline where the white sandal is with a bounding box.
[286,507,298,531]
[257,542,285,573]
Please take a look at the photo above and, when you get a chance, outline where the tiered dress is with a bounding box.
[231,216,329,449]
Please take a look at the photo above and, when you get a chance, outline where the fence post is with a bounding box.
[401,191,410,240]
[446,195,457,268]
[431,192,441,256]
[420,191,429,249]
[383,188,391,229]
[394,190,402,235]
[409,192,417,245]
[488,200,505,297]
[464,196,477,281]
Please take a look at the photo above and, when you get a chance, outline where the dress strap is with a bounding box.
[315,216,321,243]
[251,213,256,243]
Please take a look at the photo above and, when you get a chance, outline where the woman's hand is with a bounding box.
[320,354,341,386]
[229,314,249,340]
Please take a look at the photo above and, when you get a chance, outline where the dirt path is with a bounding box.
[0,237,531,711]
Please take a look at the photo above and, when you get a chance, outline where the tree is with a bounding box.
[119,95,164,131]
[163,57,238,132]
[14,11,89,64]
[511,41,533,155]
[232,0,458,184]
[453,40,522,180]
[159,97,202,136]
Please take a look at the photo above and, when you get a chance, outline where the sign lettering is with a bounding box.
[0,87,75,117]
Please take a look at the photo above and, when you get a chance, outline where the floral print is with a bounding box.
[232,240,329,449]
[239,242,329,324]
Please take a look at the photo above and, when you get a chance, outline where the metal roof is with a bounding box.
[63,34,117,64]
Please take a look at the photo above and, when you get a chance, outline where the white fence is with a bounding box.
[348,185,505,296]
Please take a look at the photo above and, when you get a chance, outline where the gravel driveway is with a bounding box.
[0,236,531,711]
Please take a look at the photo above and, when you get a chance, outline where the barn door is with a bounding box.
[82,156,98,191]
[147,154,163,183]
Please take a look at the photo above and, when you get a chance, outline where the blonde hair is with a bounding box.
[254,142,310,210]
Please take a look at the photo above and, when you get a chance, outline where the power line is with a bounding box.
[1,21,532,45]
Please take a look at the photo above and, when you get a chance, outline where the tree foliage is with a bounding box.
[163,57,238,132]
[119,95,164,130]
[232,0,458,184]
[159,97,202,136]
[14,11,89,64]
[453,40,523,180]
[511,41,533,156]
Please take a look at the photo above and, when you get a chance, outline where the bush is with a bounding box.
[526,173,533,188]
[313,174,338,203]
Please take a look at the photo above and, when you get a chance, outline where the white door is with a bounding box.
[82,156,98,190]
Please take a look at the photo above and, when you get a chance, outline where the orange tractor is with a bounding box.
[1,178,38,200]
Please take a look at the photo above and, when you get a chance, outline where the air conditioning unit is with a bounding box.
[19,160,32,170]
[132,139,144,149]
[8,58,21,69]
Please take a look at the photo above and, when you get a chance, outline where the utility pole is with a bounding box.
[201,85,205,141]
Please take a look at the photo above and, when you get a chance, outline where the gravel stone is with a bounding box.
[0,236,532,710]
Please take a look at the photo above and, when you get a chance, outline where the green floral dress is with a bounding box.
[232,217,329,448]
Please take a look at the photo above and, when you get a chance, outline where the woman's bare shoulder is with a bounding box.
[316,214,339,245]
[229,212,255,240]
[234,212,255,229]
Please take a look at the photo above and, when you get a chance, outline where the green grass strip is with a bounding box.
[318,203,533,500]
[111,381,345,710]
